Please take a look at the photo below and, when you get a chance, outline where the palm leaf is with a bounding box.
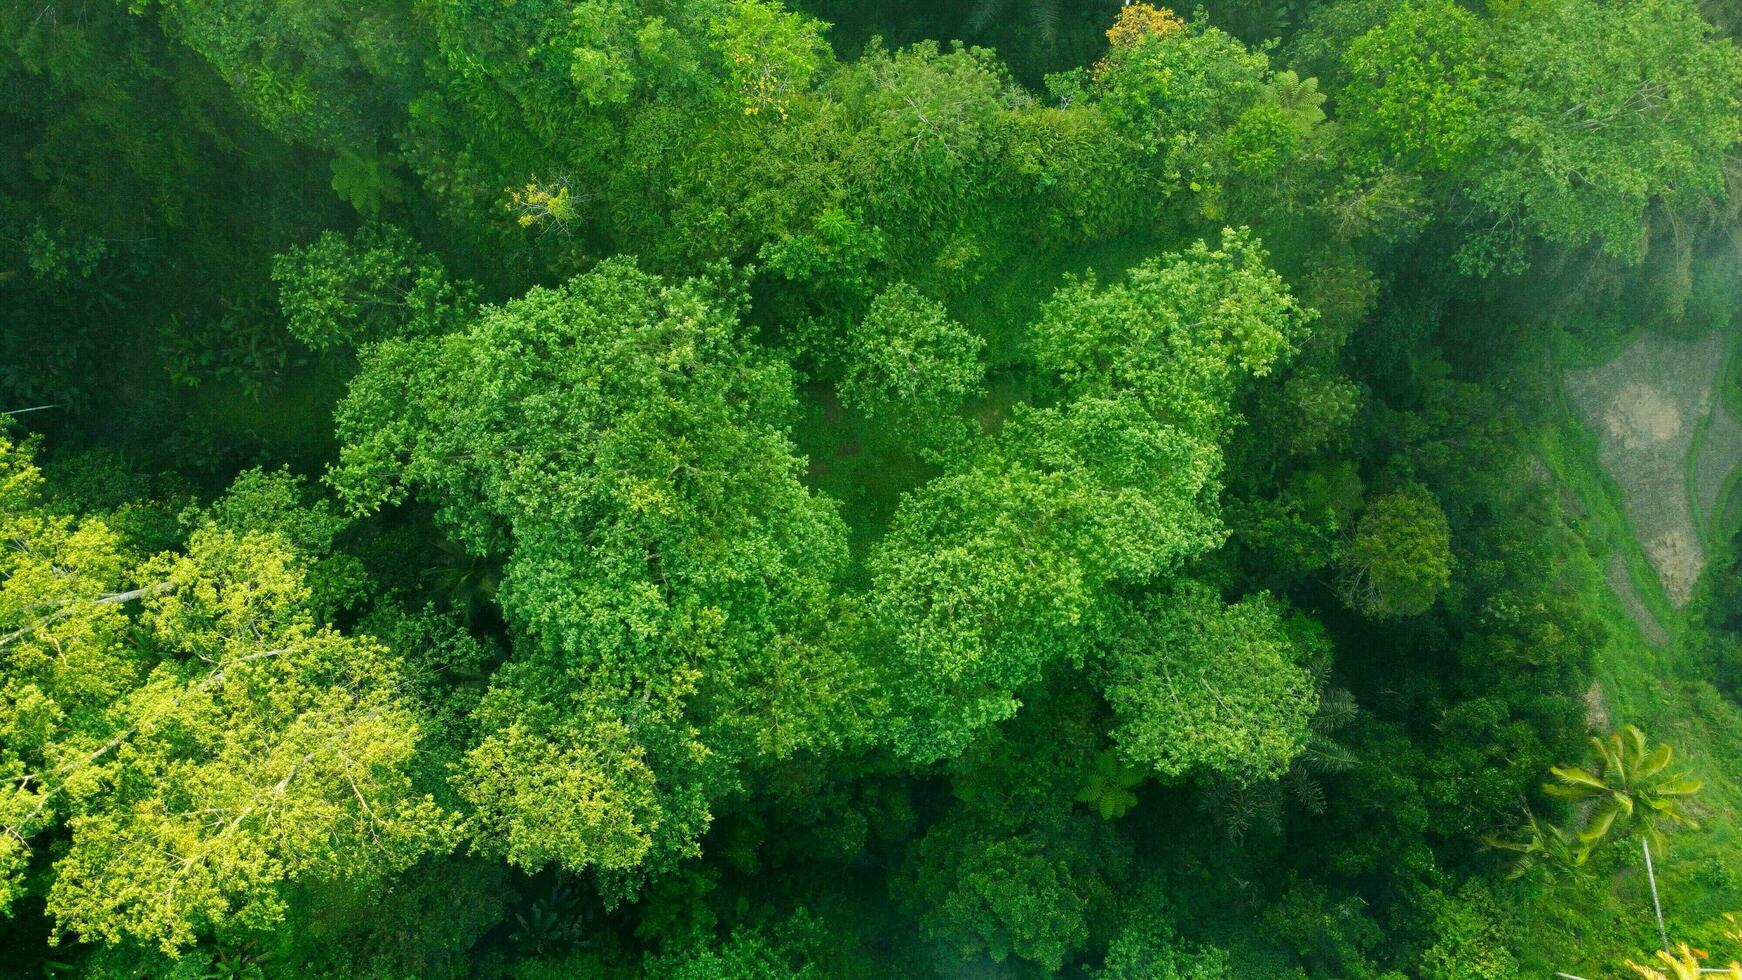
[1578,806,1620,843]
[1636,742,1674,780]
[1550,765,1609,791]
[1625,724,1649,762]
[1605,732,1628,782]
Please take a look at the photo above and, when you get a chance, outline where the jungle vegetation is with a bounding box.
[6,0,1742,974]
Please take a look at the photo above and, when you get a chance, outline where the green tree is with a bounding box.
[1340,0,1742,267]
[0,435,453,952]
[1339,484,1452,618]
[272,223,478,351]
[1098,582,1319,784]
[1472,0,1742,264]
[1097,889,1237,979]
[331,258,872,886]
[1340,0,1490,173]
[1093,16,1271,195]
[899,689,1125,973]
[709,0,831,122]
[838,282,985,457]
[870,229,1307,762]
[1545,724,1701,859]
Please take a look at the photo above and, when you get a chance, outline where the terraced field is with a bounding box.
[1529,326,1742,976]
[1564,331,1730,607]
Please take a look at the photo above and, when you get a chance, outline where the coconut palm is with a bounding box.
[1484,805,1586,880]
[1626,943,1742,980]
[1544,724,1701,861]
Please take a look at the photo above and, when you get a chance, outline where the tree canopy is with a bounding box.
[5,0,1742,973]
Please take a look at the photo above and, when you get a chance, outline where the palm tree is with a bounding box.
[1484,805,1586,880]
[424,537,501,626]
[1626,943,1742,979]
[1544,724,1701,861]
[1075,748,1144,820]
[1547,725,1702,957]
[1202,658,1358,843]
[966,0,1065,48]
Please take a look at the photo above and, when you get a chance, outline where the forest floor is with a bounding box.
[1523,325,1742,975]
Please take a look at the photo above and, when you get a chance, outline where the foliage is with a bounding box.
[837,282,985,456]
[0,435,454,952]
[1629,944,1742,979]
[869,228,1307,762]
[6,0,1742,972]
[331,257,870,887]
[1339,483,1452,618]
[272,224,478,351]
[1339,0,1742,266]
[1099,582,1319,784]
[1544,725,1702,858]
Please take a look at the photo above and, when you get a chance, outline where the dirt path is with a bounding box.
[1565,332,1732,607]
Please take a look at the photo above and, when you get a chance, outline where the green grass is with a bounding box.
[1512,332,1742,976]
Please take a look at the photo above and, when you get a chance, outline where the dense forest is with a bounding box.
[5,0,1742,975]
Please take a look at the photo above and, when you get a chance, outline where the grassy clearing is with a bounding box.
[1513,331,1742,976]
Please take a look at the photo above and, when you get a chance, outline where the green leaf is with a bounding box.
[1636,742,1674,780]
[1577,806,1619,843]
[1548,766,1608,791]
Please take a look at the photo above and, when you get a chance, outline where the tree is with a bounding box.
[837,282,985,457]
[1028,227,1309,420]
[331,258,872,885]
[0,435,453,952]
[1339,484,1452,618]
[869,229,1307,762]
[1472,0,1742,264]
[1340,0,1490,173]
[1545,724,1701,860]
[709,0,831,123]
[1098,582,1319,784]
[1483,806,1585,880]
[135,0,420,150]
[898,688,1126,973]
[272,224,477,351]
[1095,881,1236,979]
[1339,0,1742,268]
[843,39,1018,286]
[197,466,368,618]
[1091,14,1272,199]
[912,833,1093,970]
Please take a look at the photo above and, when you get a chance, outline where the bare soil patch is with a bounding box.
[1566,332,1727,606]
[1584,678,1611,730]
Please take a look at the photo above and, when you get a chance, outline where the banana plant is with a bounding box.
[1544,724,1702,861]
